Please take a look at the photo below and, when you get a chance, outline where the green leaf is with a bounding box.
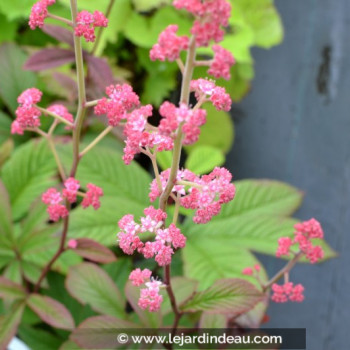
[1,140,58,220]
[70,238,117,264]
[125,281,162,328]
[0,277,26,300]
[185,146,225,175]
[18,325,63,350]
[71,315,138,349]
[66,263,125,318]
[156,150,173,170]
[161,277,198,315]
[181,279,263,315]
[183,238,267,290]
[232,0,284,49]
[199,312,227,328]
[27,294,75,330]
[0,111,12,146]
[0,43,37,112]
[185,103,234,154]
[235,299,268,328]
[69,196,144,246]
[0,138,14,169]
[0,14,18,43]
[103,258,133,292]
[0,301,25,349]
[215,179,304,220]
[0,180,14,247]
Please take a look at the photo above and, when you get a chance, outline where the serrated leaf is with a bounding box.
[125,281,162,328]
[183,238,267,290]
[0,277,26,300]
[1,140,58,220]
[0,301,25,350]
[70,238,117,264]
[18,325,63,350]
[185,146,225,175]
[181,279,263,315]
[0,43,37,112]
[27,294,75,330]
[216,179,303,220]
[24,48,75,71]
[66,263,125,318]
[71,315,138,349]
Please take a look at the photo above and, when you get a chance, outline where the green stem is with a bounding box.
[37,107,75,127]
[46,136,66,181]
[80,126,113,156]
[70,0,87,177]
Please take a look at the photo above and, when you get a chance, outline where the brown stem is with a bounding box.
[263,252,304,291]
[34,207,70,292]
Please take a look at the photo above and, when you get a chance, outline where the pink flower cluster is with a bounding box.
[29,0,55,30]
[42,178,103,221]
[159,102,207,145]
[150,167,235,224]
[47,104,74,130]
[117,207,186,266]
[129,269,164,312]
[174,0,231,47]
[190,79,232,111]
[208,45,235,80]
[276,218,324,263]
[150,25,189,62]
[271,282,304,303]
[94,84,140,126]
[122,105,174,165]
[12,88,43,135]
[75,10,108,42]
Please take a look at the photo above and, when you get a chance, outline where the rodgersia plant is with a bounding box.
[0,0,335,349]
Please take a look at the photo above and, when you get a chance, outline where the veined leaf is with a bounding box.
[27,294,75,330]
[0,301,25,349]
[1,140,58,220]
[66,263,125,319]
[0,43,37,112]
[0,180,14,247]
[182,238,267,290]
[0,277,26,300]
[18,325,63,350]
[181,279,263,315]
[71,315,139,349]
[199,312,227,328]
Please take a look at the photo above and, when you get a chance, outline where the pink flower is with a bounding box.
[94,84,140,127]
[208,45,235,80]
[294,218,324,239]
[271,282,305,303]
[29,0,56,30]
[47,104,74,129]
[75,10,108,42]
[12,88,43,134]
[174,0,231,47]
[129,268,152,287]
[276,237,293,257]
[42,188,62,205]
[159,102,207,145]
[81,183,103,210]
[47,204,69,222]
[190,79,232,111]
[42,187,68,222]
[150,167,235,224]
[150,25,189,62]
[62,177,80,203]
[138,280,164,312]
[67,239,78,249]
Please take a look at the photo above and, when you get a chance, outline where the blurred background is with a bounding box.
[228,1,349,349]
